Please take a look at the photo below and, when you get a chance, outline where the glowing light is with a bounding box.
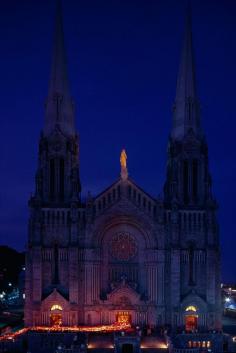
[120,149,127,170]
[50,304,63,311]
[159,343,168,349]
[225,297,231,303]
[185,305,197,312]
[0,322,131,342]
[0,328,29,342]
[116,311,131,325]
[88,343,114,349]
[8,282,12,287]
[141,342,168,349]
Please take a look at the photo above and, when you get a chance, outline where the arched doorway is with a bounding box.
[50,313,62,326]
[184,305,198,331]
[122,343,133,353]
[50,304,63,327]
[185,315,198,331]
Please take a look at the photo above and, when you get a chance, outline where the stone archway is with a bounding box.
[106,282,143,325]
[181,294,208,330]
[40,289,70,326]
[185,315,198,331]
[50,304,63,326]
[50,313,62,326]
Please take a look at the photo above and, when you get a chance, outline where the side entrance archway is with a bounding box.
[184,305,198,331]
[185,315,198,331]
[50,304,63,326]
[50,313,62,326]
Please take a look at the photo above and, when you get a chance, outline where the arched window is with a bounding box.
[50,304,63,311]
[185,305,197,312]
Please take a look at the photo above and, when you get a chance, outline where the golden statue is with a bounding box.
[120,149,127,170]
[120,149,128,180]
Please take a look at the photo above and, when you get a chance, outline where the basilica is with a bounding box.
[24,2,222,332]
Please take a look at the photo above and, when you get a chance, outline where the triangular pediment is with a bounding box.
[41,288,69,311]
[180,291,207,312]
[92,177,157,220]
[107,282,142,305]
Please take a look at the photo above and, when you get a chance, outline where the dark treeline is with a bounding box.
[0,246,25,292]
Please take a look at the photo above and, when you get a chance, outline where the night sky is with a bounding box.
[0,0,236,282]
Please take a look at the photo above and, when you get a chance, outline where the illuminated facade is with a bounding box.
[24,3,221,330]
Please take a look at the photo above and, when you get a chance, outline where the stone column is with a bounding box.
[32,247,42,303]
[157,250,165,305]
[69,247,79,304]
[206,249,216,304]
[170,249,180,306]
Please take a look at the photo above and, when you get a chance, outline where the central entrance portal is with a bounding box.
[116,311,131,325]
[185,315,198,331]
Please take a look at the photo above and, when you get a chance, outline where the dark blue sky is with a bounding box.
[0,0,236,282]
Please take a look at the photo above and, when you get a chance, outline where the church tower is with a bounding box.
[164,9,221,330]
[24,1,82,326]
[38,0,81,205]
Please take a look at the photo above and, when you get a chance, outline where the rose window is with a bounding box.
[110,232,137,261]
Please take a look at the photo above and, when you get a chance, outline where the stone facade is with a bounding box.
[24,3,222,331]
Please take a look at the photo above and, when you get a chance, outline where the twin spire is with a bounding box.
[43,2,202,142]
[171,7,202,140]
[44,0,75,137]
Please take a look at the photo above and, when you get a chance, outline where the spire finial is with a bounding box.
[120,149,128,180]
[171,5,202,140]
[44,0,75,137]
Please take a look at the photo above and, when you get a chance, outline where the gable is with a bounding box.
[180,291,207,313]
[107,283,142,306]
[93,177,158,220]
[41,288,69,311]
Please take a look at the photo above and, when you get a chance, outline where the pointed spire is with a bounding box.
[44,0,75,136]
[171,5,202,140]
